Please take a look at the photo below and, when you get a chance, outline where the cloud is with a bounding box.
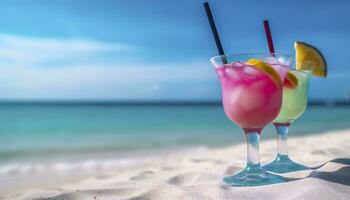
[0,34,134,66]
[0,34,220,100]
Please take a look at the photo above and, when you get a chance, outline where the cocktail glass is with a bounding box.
[263,69,310,173]
[210,53,292,186]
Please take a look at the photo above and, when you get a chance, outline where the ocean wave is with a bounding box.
[0,158,146,176]
[0,145,209,176]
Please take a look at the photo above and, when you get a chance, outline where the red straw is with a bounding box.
[263,20,275,54]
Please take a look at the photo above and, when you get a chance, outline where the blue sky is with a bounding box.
[0,0,349,100]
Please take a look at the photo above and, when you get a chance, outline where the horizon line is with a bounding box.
[0,99,348,106]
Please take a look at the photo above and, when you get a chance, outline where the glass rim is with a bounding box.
[210,52,293,63]
[288,68,311,75]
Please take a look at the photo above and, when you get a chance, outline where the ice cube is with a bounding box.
[265,57,289,81]
[216,68,225,76]
[250,80,266,90]
[225,67,239,80]
[223,63,236,68]
[228,86,244,106]
[233,61,245,67]
[277,57,289,65]
[265,56,280,65]
[275,65,289,80]
[240,88,264,111]
[243,66,259,76]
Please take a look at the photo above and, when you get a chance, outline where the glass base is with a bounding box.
[223,164,286,187]
[263,155,309,173]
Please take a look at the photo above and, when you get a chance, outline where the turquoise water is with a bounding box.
[0,104,349,165]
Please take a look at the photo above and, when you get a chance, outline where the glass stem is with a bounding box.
[245,131,261,167]
[274,123,290,156]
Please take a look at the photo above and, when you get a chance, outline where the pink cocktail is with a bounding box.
[217,62,284,132]
[210,53,291,186]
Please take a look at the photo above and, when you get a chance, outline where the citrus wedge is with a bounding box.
[246,58,282,87]
[284,71,298,89]
[295,41,327,77]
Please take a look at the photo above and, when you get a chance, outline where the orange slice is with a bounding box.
[246,59,282,87]
[295,41,327,77]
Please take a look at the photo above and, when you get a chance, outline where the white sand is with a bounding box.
[2,129,350,200]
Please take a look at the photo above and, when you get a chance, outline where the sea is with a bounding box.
[0,103,349,175]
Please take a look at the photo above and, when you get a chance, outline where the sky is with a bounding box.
[0,0,349,101]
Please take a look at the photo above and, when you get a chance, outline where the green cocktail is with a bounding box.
[263,69,311,173]
[274,70,310,123]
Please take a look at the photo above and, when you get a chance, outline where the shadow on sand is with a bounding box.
[310,158,350,170]
[285,158,350,186]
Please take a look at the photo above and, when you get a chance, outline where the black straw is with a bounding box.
[203,2,227,64]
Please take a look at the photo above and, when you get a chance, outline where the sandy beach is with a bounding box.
[1,0,350,200]
[2,129,350,200]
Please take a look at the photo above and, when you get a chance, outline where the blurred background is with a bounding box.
[0,0,349,177]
